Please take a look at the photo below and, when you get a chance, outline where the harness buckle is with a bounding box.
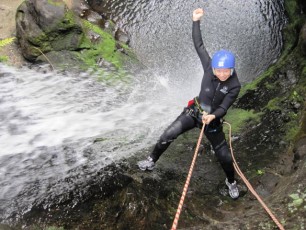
[187,108,194,116]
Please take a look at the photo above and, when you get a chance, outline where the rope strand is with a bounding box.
[171,124,205,230]
[171,121,285,230]
[224,121,285,230]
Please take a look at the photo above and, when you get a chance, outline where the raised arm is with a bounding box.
[192,8,212,74]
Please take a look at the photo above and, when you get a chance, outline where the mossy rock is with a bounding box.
[16,0,84,61]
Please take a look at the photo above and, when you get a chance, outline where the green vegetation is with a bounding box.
[223,108,262,134]
[0,56,8,62]
[283,0,302,53]
[46,227,65,230]
[0,37,15,62]
[236,0,306,146]
[79,20,133,70]
[288,191,306,213]
[47,0,64,7]
[0,37,15,48]
[285,64,306,141]
[266,97,282,111]
[256,169,265,175]
[76,20,137,83]
[30,226,64,230]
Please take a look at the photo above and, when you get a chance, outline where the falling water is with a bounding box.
[87,0,286,83]
[0,0,286,221]
[0,64,184,219]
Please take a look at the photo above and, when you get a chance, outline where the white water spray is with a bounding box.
[0,63,195,219]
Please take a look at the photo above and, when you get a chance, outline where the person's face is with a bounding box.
[214,68,232,81]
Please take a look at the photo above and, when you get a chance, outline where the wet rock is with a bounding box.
[0,72,12,78]
[80,7,105,27]
[66,0,90,18]
[293,137,306,161]
[97,58,116,71]
[16,0,84,61]
[286,70,297,85]
[0,224,14,230]
[103,19,117,35]
[36,50,84,71]
[115,29,130,45]
[258,173,281,196]
[300,22,306,56]
[87,30,102,44]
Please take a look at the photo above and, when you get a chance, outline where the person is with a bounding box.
[137,8,241,199]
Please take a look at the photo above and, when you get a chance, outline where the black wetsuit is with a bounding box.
[150,21,241,183]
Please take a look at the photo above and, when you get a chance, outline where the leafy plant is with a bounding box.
[0,37,15,62]
[0,37,15,48]
[256,169,265,175]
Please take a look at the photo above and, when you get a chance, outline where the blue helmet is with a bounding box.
[211,49,235,69]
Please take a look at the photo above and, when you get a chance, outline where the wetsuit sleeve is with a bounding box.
[212,85,241,118]
[192,21,213,74]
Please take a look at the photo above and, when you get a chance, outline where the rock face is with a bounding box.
[300,23,306,56]
[300,0,306,14]
[16,0,84,61]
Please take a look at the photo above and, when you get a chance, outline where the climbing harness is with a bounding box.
[171,121,285,230]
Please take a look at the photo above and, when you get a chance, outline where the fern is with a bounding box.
[0,37,15,49]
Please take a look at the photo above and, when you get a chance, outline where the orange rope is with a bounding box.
[224,121,285,230]
[171,121,285,230]
[171,124,205,230]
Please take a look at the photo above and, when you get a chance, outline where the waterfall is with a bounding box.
[0,0,286,220]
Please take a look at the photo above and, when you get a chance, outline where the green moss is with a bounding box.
[285,121,300,141]
[46,227,64,230]
[239,69,274,96]
[28,32,51,51]
[42,6,79,34]
[223,108,262,134]
[75,20,137,84]
[288,190,306,213]
[256,169,265,175]
[46,227,65,230]
[80,20,123,69]
[30,226,64,230]
[78,33,92,49]
[60,10,78,29]
[303,66,306,77]
[47,0,64,7]
[266,97,282,111]
[0,56,8,62]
